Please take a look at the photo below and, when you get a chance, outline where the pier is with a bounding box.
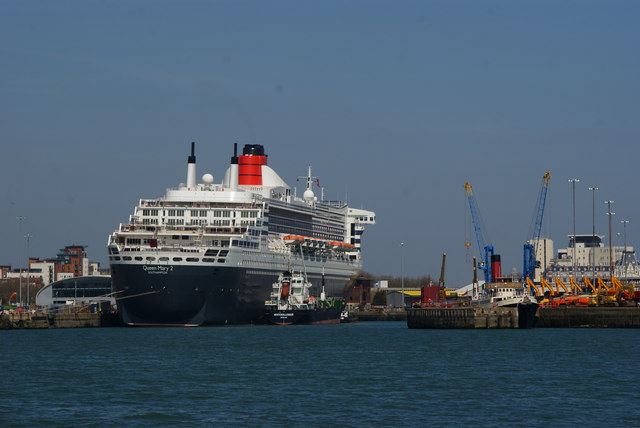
[407,307,523,329]
[0,311,120,329]
[536,306,640,328]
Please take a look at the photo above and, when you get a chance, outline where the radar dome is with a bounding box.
[304,188,315,201]
[202,174,214,185]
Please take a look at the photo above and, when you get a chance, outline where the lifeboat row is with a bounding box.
[282,234,356,250]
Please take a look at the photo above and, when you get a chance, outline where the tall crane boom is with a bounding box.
[523,171,551,283]
[465,181,495,283]
[438,253,446,287]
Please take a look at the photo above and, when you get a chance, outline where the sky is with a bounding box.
[1,0,639,287]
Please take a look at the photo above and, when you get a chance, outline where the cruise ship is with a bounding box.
[108,143,375,326]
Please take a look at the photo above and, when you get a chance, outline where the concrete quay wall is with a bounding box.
[0,312,121,329]
[352,311,407,322]
[536,306,640,328]
[407,307,519,329]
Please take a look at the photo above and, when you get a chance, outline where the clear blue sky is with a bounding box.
[2,1,639,286]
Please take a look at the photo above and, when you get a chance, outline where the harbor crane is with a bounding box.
[438,253,446,287]
[464,181,496,283]
[523,171,551,289]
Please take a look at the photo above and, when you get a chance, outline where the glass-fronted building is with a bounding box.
[35,276,114,308]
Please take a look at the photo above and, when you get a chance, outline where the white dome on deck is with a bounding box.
[304,188,315,201]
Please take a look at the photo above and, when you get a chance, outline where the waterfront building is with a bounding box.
[2,245,108,286]
[527,237,554,281]
[545,234,632,282]
[35,276,114,309]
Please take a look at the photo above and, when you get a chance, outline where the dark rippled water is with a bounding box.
[1,322,639,427]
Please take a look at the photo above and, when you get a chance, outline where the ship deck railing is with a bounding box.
[120,224,249,235]
[139,199,262,209]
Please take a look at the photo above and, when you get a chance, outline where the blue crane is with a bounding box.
[464,181,495,283]
[523,171,551,285]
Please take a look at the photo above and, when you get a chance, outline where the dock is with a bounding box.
[536,306,640,328]
[0,311,121,329]
[407,305,640,329]
[351,310,406,322]
[407,307,526,329]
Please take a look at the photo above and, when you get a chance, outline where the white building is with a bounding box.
[528,237,554,281]
[546,234,631,281]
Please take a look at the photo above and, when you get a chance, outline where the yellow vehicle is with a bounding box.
[583,277,597,293]
[569,277,583,293]
[525,277,542,297]
[555,278,569,294]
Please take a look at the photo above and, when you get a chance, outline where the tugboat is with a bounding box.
[472,281,539,329]
[473,282,539,308]
[264,271,344,325]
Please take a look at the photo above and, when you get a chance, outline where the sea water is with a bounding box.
[1,322,639,427]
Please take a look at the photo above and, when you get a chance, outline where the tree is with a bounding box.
[372,289,387,306]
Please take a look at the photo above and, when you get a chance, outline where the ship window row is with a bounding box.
[268,215,343,236]
[139,209,260,219]
[52,284,112,298]
[547,266,610,272]
[110,255,227,263]
[242,260,288,269]
[232,240,259,249]
[118,238,231,248]
[270,226,343,241]
[269,224,343,241]
[247,269,281,276]
[140,218,241,227]
[188,219,208,225]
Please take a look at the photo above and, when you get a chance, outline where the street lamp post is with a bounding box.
[568,179,580,292]
[588,187,598,283]
[25,234,32,308]
[400,242,405,308]
[604,201,614,279]
[16,216,25,307]
[620,220,629,277]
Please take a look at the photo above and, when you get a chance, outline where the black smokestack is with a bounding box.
[188,142,196,164]
[231,143,238,164]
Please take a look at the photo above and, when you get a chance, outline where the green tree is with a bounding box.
[372,289,387,306]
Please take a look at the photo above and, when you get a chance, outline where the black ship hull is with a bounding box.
[264,308,342,325]
[517,302,539,329]
[110,264,352,326]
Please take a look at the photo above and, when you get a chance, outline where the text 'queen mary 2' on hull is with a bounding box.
[108,143,375,326]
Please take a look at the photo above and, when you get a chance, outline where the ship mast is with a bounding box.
[299,165,319,205]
